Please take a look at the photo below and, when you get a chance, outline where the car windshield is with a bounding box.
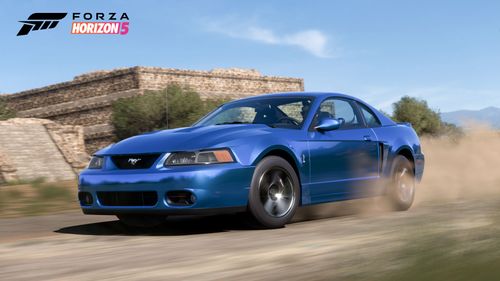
[195,96,314,129]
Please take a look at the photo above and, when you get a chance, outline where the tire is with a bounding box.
[117,214,167,228]
[247,156,300,228]
[386,155,415,211]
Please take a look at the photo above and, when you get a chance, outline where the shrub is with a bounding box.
[0,96,15,120]
[392,96,442,136]
[391,96,462,137]
[112,85,228,140]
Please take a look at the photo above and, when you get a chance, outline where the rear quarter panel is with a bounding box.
[373,124,425,182]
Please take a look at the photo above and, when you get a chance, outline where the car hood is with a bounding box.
[98,124,275,155]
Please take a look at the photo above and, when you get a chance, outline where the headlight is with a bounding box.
[165,149,234,166]
[88,156,104,169]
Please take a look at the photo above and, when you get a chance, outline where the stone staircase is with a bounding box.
[0,122,76,182]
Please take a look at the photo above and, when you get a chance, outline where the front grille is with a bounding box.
[97,191,158,206]
[111,154,161,169]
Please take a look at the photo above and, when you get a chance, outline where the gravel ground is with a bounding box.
[1,197,499,281]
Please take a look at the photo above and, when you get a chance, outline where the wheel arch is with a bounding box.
[395,146,415,174]
[253,146,302,186]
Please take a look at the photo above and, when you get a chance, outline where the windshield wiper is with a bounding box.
[214,121,249,125]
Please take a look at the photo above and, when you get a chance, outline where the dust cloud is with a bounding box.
[416,128,500,204]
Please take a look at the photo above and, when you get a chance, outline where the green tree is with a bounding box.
[392,96,462,137]
[392,96,442,136]
[112,85,227,140]
[0,96,15,120]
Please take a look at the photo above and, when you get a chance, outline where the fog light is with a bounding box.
[190,194,197,204]
[166,191,196,206]
[78,192,93,206]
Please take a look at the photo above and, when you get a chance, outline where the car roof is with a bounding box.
[230,92,364,103]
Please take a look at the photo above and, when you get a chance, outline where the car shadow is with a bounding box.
[55,198,389,236]
[55,213,253,236]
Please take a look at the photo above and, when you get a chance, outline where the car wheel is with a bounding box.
[248,156,300,228]
[116,214,167,228]
[387,155,415,211]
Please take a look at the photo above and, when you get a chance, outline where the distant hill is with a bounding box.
[441,106,500,129]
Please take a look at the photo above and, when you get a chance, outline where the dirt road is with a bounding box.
[1,197,499,281]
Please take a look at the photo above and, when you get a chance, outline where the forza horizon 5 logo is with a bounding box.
[16,13,67,36]
[17,12,129,36]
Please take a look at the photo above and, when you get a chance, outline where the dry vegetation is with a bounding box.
[0,180,77,218]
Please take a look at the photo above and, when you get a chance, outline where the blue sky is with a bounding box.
[1,0,499,112]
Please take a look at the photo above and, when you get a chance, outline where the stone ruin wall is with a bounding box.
[4,67,304,153]
[0,118,89,183]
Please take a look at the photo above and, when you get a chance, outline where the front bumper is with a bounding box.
[78,162,254,215]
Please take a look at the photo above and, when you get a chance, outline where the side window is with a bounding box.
[314,99,362,129]
[358,103,381,127]
[277,102,305,123]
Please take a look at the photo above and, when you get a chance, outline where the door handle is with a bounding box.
[363,135,372,142]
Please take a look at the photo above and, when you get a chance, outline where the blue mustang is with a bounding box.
[79,92,424,228]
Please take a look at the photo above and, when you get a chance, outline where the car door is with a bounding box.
[307,98,380,202]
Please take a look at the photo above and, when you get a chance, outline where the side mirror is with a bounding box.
[314,118,343,131]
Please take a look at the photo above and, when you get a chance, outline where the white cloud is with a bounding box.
[282,30,330,58]
[205,21,332,58]
[246,27,279,44]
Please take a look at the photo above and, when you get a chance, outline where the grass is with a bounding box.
[0,179,78,217]
[380,239,500,280]
[37,182,73,200]
[372,212,500,281]
[3,177,46,186]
